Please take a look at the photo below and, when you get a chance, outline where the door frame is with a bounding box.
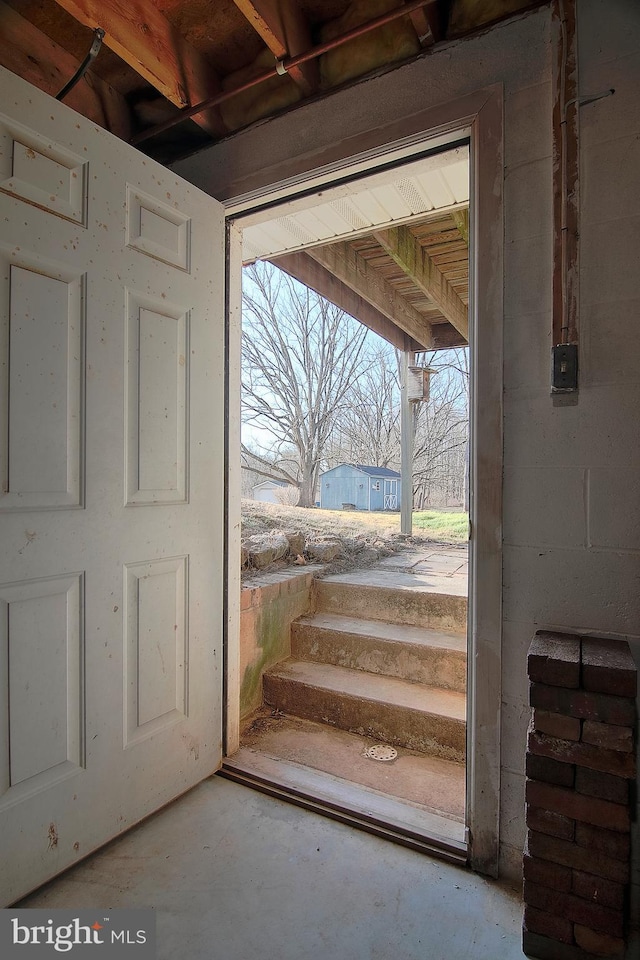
[222,86,503,877]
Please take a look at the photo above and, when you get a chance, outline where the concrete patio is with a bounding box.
[336,541,469,597]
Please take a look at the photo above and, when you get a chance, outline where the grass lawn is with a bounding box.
[413,510,469,541]
[242,499,468,544]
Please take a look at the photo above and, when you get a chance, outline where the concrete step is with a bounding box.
[314,578,467,632]
[291,613,466,692]
[223,740,466,858]
[238,712,466,826]
[263,659,466,762]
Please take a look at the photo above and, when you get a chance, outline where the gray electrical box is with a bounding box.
[551,344,578,392]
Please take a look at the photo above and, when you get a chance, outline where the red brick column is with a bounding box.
[523,631,637,960]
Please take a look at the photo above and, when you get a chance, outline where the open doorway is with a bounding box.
[218,82,505,877]
[224,144,472,862]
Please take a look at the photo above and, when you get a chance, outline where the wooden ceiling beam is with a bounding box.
[373,225,468,341]
[304,241,434,350]
[0,2,131,139]
[450,208,469,245]
[271,251,423,353]
[431,322,468,350]
[406,1,439,46]
[50,0,227,136]
[408,9,434,45]
[232,0,318,95]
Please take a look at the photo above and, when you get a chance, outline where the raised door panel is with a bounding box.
[0,256,83,511]
[125,293,188,505]
[126,186,190,270]
[0,117,87,224]
[124,557,187,745]
[0,574,83,803]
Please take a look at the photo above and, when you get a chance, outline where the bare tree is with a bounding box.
[324,345,470,508]
[412,348,469,508]
[241,442,301,491]
[242,262,370,507]
[240,442,299,497]
[325,349,401,469]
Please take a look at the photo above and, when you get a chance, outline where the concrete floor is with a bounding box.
[19,776,525,960]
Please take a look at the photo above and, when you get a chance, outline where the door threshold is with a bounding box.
[220,748,467,867]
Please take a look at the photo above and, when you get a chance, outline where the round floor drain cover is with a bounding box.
[365,744,398,762]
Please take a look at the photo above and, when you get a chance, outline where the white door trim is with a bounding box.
[224,223,243,758]
[224,85,503,877]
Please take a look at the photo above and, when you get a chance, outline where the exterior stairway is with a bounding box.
[263,576,467,763]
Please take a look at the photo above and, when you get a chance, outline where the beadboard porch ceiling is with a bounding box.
[245,146,470,351]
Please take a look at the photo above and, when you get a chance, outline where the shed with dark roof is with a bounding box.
[319,463,401,512]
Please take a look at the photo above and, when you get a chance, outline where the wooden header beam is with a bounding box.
[430,322,467,350]
[271,251,423,353]
[373,225,468,341]
[306,241,434,350]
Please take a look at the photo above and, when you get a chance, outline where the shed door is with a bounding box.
[0,67,225,904]
[384,480,398,510]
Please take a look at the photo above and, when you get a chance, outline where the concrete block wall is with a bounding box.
[545,1,640,927]
[523,631,637,959]
[499,12,554,880]
[240,569,315,721]
[175,0,640,911]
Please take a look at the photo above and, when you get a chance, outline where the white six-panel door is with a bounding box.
[0,66,225,904]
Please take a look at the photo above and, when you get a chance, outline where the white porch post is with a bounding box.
[400,348,414,535]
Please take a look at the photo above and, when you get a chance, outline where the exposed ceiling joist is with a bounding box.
[407,2,439,46]
[51,0,227,136]
[232,0,318,95]
[373,225,468,341]
[0,2,131,139]
[305,241,434,350]
[272,251,423,353]
[7,1,548,158]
